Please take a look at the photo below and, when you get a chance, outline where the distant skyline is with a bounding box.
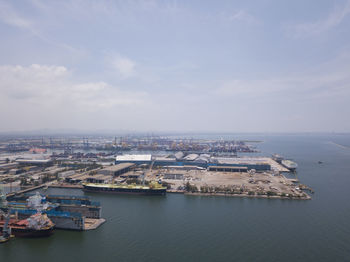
[1,0,350,133]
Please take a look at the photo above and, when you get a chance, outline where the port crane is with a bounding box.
[0,185,8,211]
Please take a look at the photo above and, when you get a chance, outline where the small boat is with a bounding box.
[0,233,10,243]
[318,161,323,164]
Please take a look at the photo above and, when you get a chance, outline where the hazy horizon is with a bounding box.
[0,128,349,137]
[1,0,350,133]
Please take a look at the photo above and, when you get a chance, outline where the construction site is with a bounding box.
[147,168,309,199]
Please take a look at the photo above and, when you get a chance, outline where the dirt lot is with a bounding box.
[145,168,309,199]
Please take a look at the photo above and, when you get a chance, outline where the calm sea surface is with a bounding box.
[1,134,350,262]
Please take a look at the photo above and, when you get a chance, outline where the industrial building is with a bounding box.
[65,173,90,184]
[183,154,199,161]
[16,158,53,166]
[211,157,271,171]
[153,157,177,167]
[0,162,19,171]
[114,153,272,171]
[208,166,248,172]
[119,173,141,179]
[86,175,112,184]
[116,155,152,165]
[98,163,135,176]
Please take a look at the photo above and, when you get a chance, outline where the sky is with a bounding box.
[0,0,350,133]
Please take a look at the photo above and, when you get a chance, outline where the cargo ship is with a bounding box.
[281,160,298,172]
[0,213,54,237]
[82,182,167,195]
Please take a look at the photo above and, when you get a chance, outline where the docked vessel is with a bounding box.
[82,182,167,195]
[6,193,103,231]
[0,233,10,243]
[272,154,284,163]
[0,213,54,238]
[281,160,298,171]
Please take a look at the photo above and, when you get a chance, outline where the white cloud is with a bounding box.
[111,55,136,79]
[0,63,153,131]
[214,51,350,100]
[0,2,32,30]
[0,64,147,110]
[228,10,260,25]
[215,73,350,101]
[288,0,350,37]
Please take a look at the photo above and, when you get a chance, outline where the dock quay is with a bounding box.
[6,184,48,198]
[85,218,106,230]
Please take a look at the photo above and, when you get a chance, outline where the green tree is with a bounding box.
[185,182,198,192]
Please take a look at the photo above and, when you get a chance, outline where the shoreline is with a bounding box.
[182,192,311,200]
[47,184,311,200]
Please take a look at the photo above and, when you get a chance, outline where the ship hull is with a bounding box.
[0,226,54,238]
[11,227,54,238]
[83,185,166,195]
[0,235,10,243]
[281,160,298,172]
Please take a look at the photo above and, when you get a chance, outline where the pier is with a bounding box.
[6,184,47,198]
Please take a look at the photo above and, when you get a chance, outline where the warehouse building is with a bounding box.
[16,158,53,166]
[153,157,177,167]
[115,155,152,165]
[210,157,271,171]
[0,162,19,171]
[208,166,248,172]
[98,163,135,177]
[86,175,112,184]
